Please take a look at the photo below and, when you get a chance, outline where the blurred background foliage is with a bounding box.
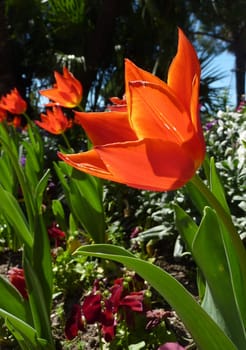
[0,0,245,112]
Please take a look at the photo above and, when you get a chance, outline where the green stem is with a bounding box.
[61,132,72,151]
[23,112,32,125]
[97,323,103,350]
[76,104,84,111]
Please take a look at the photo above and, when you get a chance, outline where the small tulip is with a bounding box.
[0,88,27,114]
[35,106,72,134]
[40,67,83,108]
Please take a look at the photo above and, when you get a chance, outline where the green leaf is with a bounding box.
[0,126,35,227]
[0,153,16,193]
[0,186,33,249]
[53,161,71,193]
[209,158,230,214]
[174,204,205,299]
[23,257,54,345]
[32,214,53,315]
[52,199,67,231]
[192,207,246,348]
[185,182,208,215]
[137,224,173,241]
[55,162,106,243]
[173,204,198,252]
[23,123,44,183]
[70,168,106,243]
[23,141,40,185]
[0,309,41,349]
[74,244,237,350]
[0,275,31,324]
[34,169,50,213]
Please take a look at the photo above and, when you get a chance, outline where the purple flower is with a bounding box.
[20,156,26,167]
[204,119,217,131]
[158,342,186,350]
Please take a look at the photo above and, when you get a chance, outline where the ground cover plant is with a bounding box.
[0,28,245,350]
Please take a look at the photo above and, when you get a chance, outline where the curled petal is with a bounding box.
[125,59,164,87]
[58,148,114,181]
[59,138,195,191]
[107,96,127,112]
[74,111,137,145]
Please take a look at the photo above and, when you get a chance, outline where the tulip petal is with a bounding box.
[58,149,116,182]
[40,88,72,107]
[125,59,164,86]
[190,74,203,136]
[127,80,193,142]
[59,138,195,191]
[74,111,137,145]
[168,28,200,114]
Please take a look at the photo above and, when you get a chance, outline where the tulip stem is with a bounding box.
[23,112,32,125]
[61,132,72,151]
[76,104,84,112]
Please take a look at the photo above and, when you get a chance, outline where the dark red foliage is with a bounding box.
[82,293,102,324]
[80,276,145,342]
[65,304,85,340]
[7,267,28,299]
[47,222,66,247]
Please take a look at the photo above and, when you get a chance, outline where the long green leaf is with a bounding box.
[0,186,33,249]
[0,309,40,349]
[52,199,67,231]
[0,131,35,226]
[34,169,50,212]
[0,275,31,323]
[0,153,16,193]
[74,244,237,350]
[192,207,246,348]
[173,204,198,252]
[190,175,246,328]
[55,162,106,243]
[209,158,230,214]
[32,213,53,309]
[23,257,54,346]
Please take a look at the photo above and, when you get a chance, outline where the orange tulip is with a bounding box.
[35,106,72,135]
[0,88,27,114]
[58,29,205,191]
[40,67,83,108]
